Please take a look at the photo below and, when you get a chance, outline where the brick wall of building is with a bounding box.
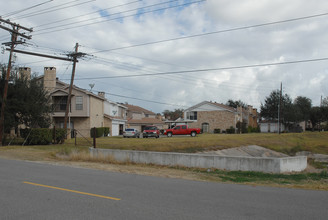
[188,111,236,133]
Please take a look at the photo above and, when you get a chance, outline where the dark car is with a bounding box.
[142,126,160,138]
[123,128,140,138]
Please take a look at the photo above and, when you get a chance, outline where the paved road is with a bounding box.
[0,158,327,220]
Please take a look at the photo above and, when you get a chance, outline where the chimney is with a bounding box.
[43,67,56,92]
[19,67,31,81]
[98,92,105,98]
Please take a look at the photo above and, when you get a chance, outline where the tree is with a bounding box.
[309,107,323,131]
[322,96,328,107]
[0,64,52,139]
[162,109,184,120]
[293,96,312,122]
[260,90,293,122]
[226,99,247,108]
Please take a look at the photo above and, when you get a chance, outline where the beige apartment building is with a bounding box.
[21,67,127,137]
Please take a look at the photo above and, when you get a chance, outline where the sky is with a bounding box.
[1,0,328,114]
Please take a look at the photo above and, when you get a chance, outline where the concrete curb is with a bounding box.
[89,148,307,173]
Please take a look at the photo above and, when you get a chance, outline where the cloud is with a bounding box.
[1,0,328,113]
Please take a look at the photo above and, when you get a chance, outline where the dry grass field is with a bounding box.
[69,132,328,155]
[1,132,327,190]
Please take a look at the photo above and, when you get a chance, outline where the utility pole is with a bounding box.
[278,82,282,134]
[3,41,84,142]
[63,43,85,139]
[0,18,32,146]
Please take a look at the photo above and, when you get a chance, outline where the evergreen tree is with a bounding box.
[0,64,52,135]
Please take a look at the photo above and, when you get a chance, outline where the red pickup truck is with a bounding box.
[164,125,201,137]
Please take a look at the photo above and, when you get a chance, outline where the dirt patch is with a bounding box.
[200,145,289,157]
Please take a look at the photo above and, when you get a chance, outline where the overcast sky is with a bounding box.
[1,0,328,113]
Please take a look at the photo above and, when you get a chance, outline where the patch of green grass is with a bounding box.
[308,159,328,169]
[199,169,328,184]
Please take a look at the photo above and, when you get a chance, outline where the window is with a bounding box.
[182,125,187,129]
[187,111,197,120]
[59,97,67,111]
[76,96,83,110]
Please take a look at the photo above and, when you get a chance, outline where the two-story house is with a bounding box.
[32,67,126,137]
[184,101,237,133]
[123,104,165,131]
[103,97,127,136]
[183,101,258,133]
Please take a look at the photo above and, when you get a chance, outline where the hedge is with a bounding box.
[26,128,52,145]
[54,128,67,144]
[20,128,67,145]
[226,126,236,134]
[90,127,110,138]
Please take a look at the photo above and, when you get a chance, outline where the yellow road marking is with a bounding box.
[23,181,121,201]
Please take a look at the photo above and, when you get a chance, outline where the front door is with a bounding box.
[202,123,209,133]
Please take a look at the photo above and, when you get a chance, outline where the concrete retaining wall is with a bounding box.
[89,148,307,173]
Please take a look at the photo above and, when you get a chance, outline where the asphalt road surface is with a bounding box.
[0,158,327,220]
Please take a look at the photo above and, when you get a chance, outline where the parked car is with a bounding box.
[123,128,140,138]
[143,126,160,138]
[164,125,201,137]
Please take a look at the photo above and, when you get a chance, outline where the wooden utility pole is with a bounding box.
[278,82,282,134]
[3,41,84,143]
[0,18,32,145]
[63,43,85,139]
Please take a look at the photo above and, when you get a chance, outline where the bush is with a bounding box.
[54,128,66,144]
[226,126,235,134]
[26,128,52,145]
[20,128,67,145]
[90,127,110,138]
[247,126,261,133]
[214,128,221,134]
[20,128,30,139]
[104,127,110,136]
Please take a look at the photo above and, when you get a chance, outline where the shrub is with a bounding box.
[104,127,110,136]
[226,126,235,134]
[90,127,110,138]
[214,128,221,134]
[20,128,30,139]
[54,128,66,144]
[26,128,52,145]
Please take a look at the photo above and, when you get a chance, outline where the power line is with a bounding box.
[34,0,187,31]
[96,90,188,109]
[33,0,205,35]
[70,57,328,80]
[1,0,53,17]
[89,11,328,54]
[89,54,275,92]
[10,0,95,20]
[35,0,141,28]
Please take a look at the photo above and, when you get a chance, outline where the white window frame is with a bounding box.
[76,96,83,110]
